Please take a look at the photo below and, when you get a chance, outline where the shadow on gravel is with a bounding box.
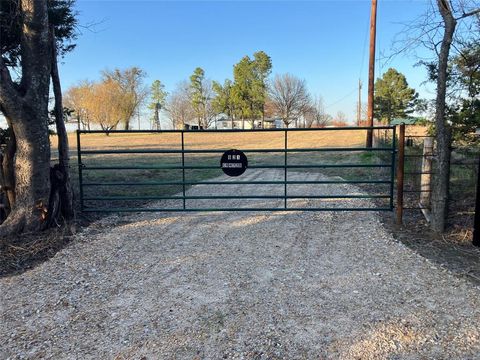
[379,211,480,286]
[0,226,76,278]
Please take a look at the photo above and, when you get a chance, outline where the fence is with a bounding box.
[392,126,479,238]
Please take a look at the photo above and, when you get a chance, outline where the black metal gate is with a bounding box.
[77,126,396,212]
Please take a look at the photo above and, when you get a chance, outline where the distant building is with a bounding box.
[215,117,283,130]
[182,116,284,130]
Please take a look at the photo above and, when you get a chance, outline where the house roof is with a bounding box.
[390,118,418,125]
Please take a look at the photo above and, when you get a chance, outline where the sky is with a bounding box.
[58,0,437,128]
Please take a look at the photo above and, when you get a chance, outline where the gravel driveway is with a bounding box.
[1,170,480,359]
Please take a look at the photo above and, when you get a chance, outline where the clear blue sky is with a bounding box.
[59,0,435,127]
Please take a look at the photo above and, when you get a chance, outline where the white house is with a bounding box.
[214,117,283,130]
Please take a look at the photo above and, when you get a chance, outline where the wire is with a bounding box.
[324,88,357,109]
[359,11,371,79]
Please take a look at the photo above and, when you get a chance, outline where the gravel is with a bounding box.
[1,170,480,359]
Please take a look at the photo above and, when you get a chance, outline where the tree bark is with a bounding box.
[51,27,74,221]
[0,109,51,237]
[431,0,456,232]
[0,0,52,238]
[2,129,16,213]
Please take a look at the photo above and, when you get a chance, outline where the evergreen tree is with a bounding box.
[189,67,213,128]
[148,80,168,130]
[374,68,418,124]
[231,51,272,128]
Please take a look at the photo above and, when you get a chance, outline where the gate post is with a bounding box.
[419,137,433,222]
[76,130,84,212]
[395,124,405,225]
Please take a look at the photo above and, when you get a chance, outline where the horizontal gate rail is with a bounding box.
[78,125,394,134]
[83,194,392,201]
[80,147,393,154]
[82,164,392,170]
[82,180,392,186]
[77,126,397,213]
[82,207,393,213]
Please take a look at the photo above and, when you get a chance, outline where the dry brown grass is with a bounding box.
[52,129,371,151]
[51,126,429,152]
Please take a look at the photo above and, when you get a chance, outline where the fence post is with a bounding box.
[284,130,288,209]
[395,124,405,225]
[372,128,378,148]
[76,130,84,212]
[419,137,433,222]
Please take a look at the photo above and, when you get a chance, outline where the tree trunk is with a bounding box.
[124,121,130,131]
[0,0,53,238]
[0,109,51,237]
[51,27,74,221]
[2,129,16,212]
[154,103,161,130]
[431,0,456,233]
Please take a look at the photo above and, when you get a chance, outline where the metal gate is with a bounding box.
[76,126,396,212]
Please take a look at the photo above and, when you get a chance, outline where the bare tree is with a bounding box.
[269,73,311,128]
[64,79,126,133]
[304,96,331,128]
[202,81,217,128]
[167,82,194,129]
[64,81,94,130]
[335,111,348,123]
[102,67,148,130]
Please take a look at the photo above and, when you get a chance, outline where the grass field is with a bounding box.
[55,128,368,150]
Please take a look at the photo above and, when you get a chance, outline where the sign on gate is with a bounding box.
[220,149,248,177]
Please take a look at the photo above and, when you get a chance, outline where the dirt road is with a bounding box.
[1,171,479,359]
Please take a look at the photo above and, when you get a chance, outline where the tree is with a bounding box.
[268,73,311,128]
[251,51,272,126]
[102,67,148,130]
[304,96,331,128]
[449,42,480,143]
[335,111,348,124]
[391,0,480,232]
[167,81,194,129]
[232,56,254,129]
[64,77,129,133]
[148,80,168,130]
[0,0,77,236]
[64,81,94,130]
[212,79,235,128]
[189,67,214,128]
[374,68,418,124]
[88,80,125,132]
[231,52,272,128]
[431,0,479,232]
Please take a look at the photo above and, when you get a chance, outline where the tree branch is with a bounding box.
[0,56,19,114]
[456,8,480,20]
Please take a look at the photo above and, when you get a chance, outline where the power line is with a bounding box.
[324,87,357,109]
[359,11,371,79]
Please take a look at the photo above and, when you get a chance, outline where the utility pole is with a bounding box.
[357,79,362,126]
[366,0,377,147]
